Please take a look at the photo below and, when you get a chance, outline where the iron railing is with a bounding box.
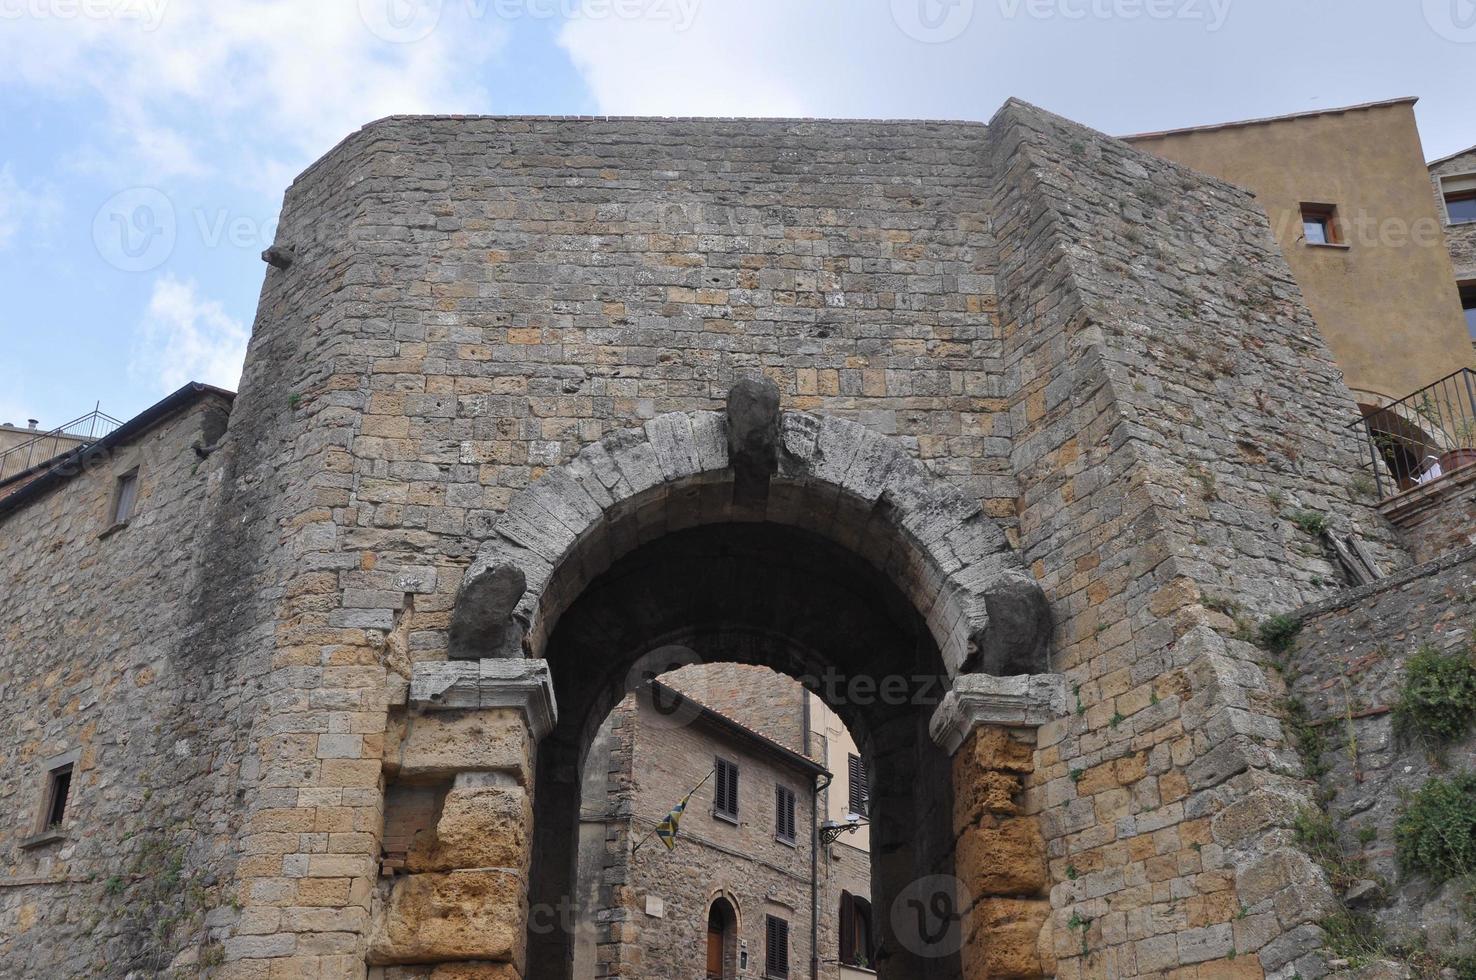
[1350,368,1476,499]
[0,407,123,484]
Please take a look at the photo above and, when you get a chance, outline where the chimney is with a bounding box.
[27,419,39,430]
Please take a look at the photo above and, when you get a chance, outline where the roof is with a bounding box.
[0,382,234,520]
[1429,141,1476,169]
[646,680,829,778]
[1122,96,1419,143]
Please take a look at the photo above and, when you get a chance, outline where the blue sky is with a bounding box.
[1,0,1474,428]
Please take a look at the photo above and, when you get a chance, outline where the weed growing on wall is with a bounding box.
[1394,772,1476,885]
[1394,646,1476,746]
[1257,614,1302,657]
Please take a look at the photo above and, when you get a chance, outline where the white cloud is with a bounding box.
[0,0,506,186]
[132,276,249,393]
[0,165,61,250]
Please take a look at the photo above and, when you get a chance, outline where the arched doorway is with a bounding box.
[440,386,1058,980]
[531,521,954,979]
[708,896,738,979]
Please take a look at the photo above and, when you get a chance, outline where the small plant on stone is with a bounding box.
[1066,864,1079,880]
[1257,614,1302,656]
[1070,768,1084,783]
[1319,908,1391,968]
[1289,509,1328,536]
[1348,473,1376,500]
[288,392,302,409]
[1294,807,1364,889]
[1394,772,1476,885]
[1393,646,1476,746]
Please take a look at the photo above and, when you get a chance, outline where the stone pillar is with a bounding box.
[368,660,556,979]
[931,675,1068,980]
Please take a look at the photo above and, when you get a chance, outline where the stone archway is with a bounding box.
[449,379,1051,679]
[386,381,1066,980]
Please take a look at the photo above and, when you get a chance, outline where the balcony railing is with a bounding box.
[0,408,123,484]
[1350,368,1476,500]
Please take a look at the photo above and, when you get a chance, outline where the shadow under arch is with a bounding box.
[532,522,961,980]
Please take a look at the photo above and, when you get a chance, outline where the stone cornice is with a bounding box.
[410,658,558,742]
[929,673,1070,755]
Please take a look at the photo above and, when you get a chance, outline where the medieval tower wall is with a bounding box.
[0,102,1445,980]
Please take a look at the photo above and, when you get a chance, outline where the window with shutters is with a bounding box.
[775,784,797,844]
[111,469,139,526]
[839,892,875,968]
[714,757,739,822]
[847,754,869,817]
[765,915,790,978]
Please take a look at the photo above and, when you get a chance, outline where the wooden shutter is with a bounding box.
[766,915,789,978]
[847,754,868,816]
[775,785,796,841]
[839,891,855,964]
[715,758,739,818]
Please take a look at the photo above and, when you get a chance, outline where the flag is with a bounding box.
[654,789,695,850]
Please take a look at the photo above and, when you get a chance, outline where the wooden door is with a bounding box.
[706,922,723,977]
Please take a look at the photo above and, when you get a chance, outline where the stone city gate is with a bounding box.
[377,381,1068,979]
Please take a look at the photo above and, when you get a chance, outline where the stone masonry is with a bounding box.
[0,99,1458,980]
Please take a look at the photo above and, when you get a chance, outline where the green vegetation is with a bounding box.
[1284,697,1329,782]
[1256,614,1302,656]
[1394,773,1476,885]
[1394,646,1476,745]
[1289,509,1328,536]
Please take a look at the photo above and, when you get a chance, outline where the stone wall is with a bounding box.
[662,662,810,756]
[1379,462,1476,564]
[1286,545,1476,961]
[1432,148,1476,286]
[0,390,240,977]
[198,114,1019,978]
[986,100,1409,979]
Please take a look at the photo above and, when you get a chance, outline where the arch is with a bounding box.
[450,401,1050,678]
[707,894,740,980]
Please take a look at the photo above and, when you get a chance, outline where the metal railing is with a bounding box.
[0,408,123,484]
[1350,368,1476,499]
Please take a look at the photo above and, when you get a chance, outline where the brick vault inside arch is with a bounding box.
[440,386,1057,980]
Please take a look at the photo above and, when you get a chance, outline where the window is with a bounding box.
[1462,283,1476,341]
[1301,203,1341,246]
[765,915,790,978]
[714,757,739,821]
[43,763,72,831]
[112,470,139,525]
[775,785,797,844]
[839,892,875,969]
[1447,188,1476,225]
[847,754,869,817]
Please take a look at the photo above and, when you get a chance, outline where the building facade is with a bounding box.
[572,665,873,980]
[1430,143,1476,345]
[1,100,1475,980]
[1127,98,1476,409]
